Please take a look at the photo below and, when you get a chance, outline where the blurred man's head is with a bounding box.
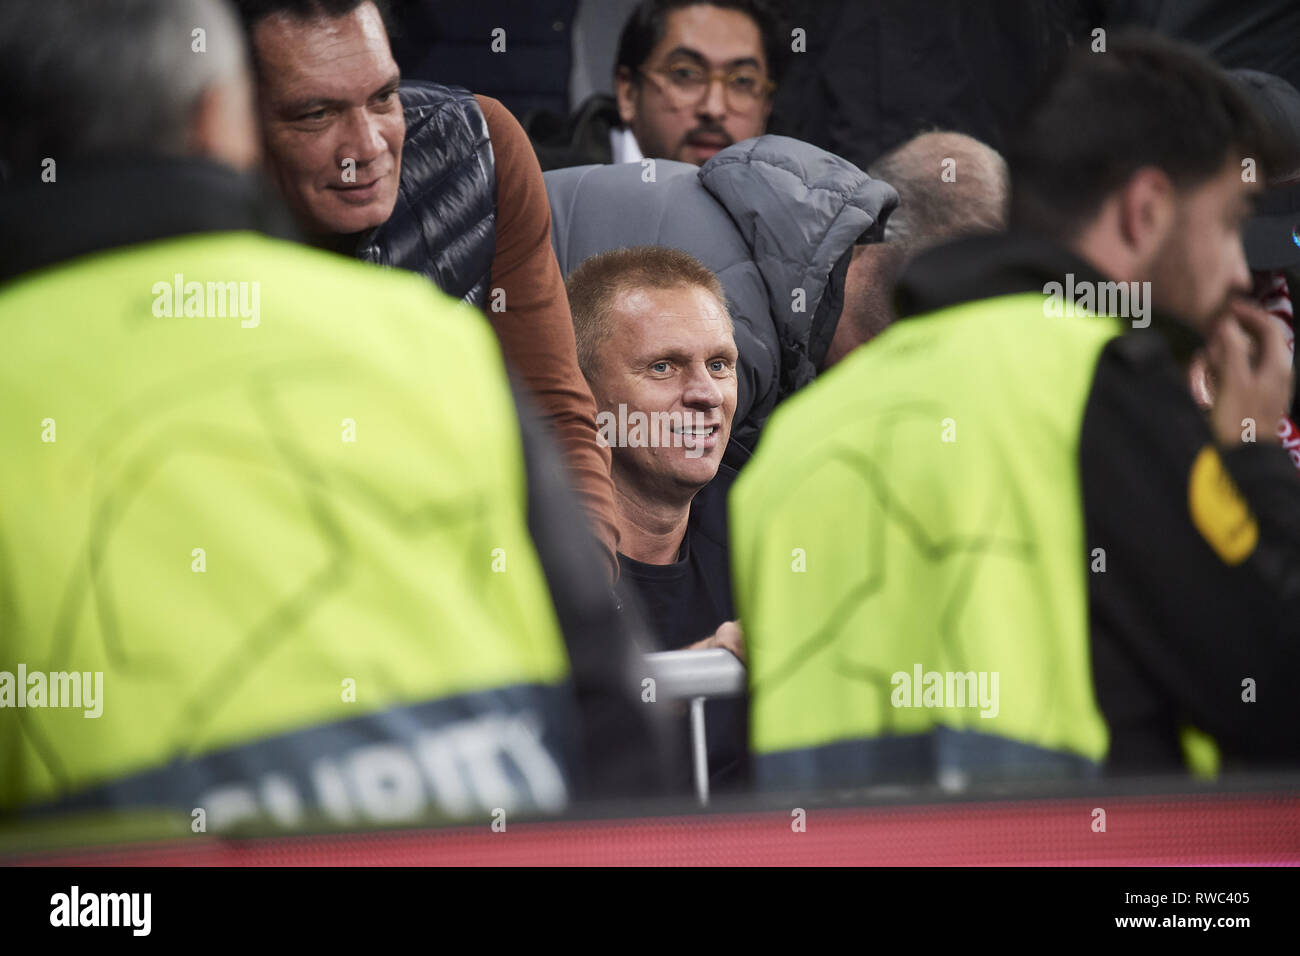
[0,0,257,177]
[818,131,1009,367]
[614,0,780,166]
[567,248,738,507]
[235,0,403,235]
[869,131,1009,256]
[1231,69,1300,272]
[1008,32,1283,334]
[821,241,909,369]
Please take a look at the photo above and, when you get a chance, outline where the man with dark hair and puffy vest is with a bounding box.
[731,32,1300,791]
[0,0,661,836]
[231,0,622,580]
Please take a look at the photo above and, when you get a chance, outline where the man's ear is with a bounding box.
[1118,166,1176,263]
[614,66,639,126]
[189,77,260,171]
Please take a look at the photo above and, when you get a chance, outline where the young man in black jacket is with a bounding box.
[733,32,1300,788]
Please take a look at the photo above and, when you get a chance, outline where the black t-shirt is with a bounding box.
[616,463,748,792]
[617,466,736,650]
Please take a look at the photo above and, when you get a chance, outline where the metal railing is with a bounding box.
[642,648,746,805]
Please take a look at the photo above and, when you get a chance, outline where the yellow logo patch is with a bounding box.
[1187,446,1258,565]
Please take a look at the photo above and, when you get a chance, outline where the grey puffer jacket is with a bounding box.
[545,135,897,449]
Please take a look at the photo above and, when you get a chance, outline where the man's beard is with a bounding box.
[1148,230,1233,334]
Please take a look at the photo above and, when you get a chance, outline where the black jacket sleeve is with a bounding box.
[509,383,675,799]
[1081,331,1300,772]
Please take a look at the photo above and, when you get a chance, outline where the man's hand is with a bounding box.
[1206,299,1294,448]
[686,620,746,663]
[1187,350,1215,411]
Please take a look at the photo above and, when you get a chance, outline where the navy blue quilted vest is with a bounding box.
[356,82,497,308]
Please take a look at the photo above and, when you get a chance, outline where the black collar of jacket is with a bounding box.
[0,155,299,283]
[894,232,1205,363]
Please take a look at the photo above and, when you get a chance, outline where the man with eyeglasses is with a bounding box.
[530,0,782,170]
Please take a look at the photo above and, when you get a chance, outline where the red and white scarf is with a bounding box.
[1256,270,1300,470]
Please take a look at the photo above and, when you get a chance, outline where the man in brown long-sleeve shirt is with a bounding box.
[235,0,620,577]
[474,95,621,576]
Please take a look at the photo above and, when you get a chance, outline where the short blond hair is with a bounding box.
[565,246,729,380]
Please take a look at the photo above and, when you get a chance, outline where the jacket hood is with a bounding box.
[896,232,1206,363]
[0,156,296,284]
[698,135,898,393]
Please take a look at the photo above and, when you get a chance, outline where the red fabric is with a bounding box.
[1278,416,1300,470]
[1256,270,1299,471]
[14,791,1299,867]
